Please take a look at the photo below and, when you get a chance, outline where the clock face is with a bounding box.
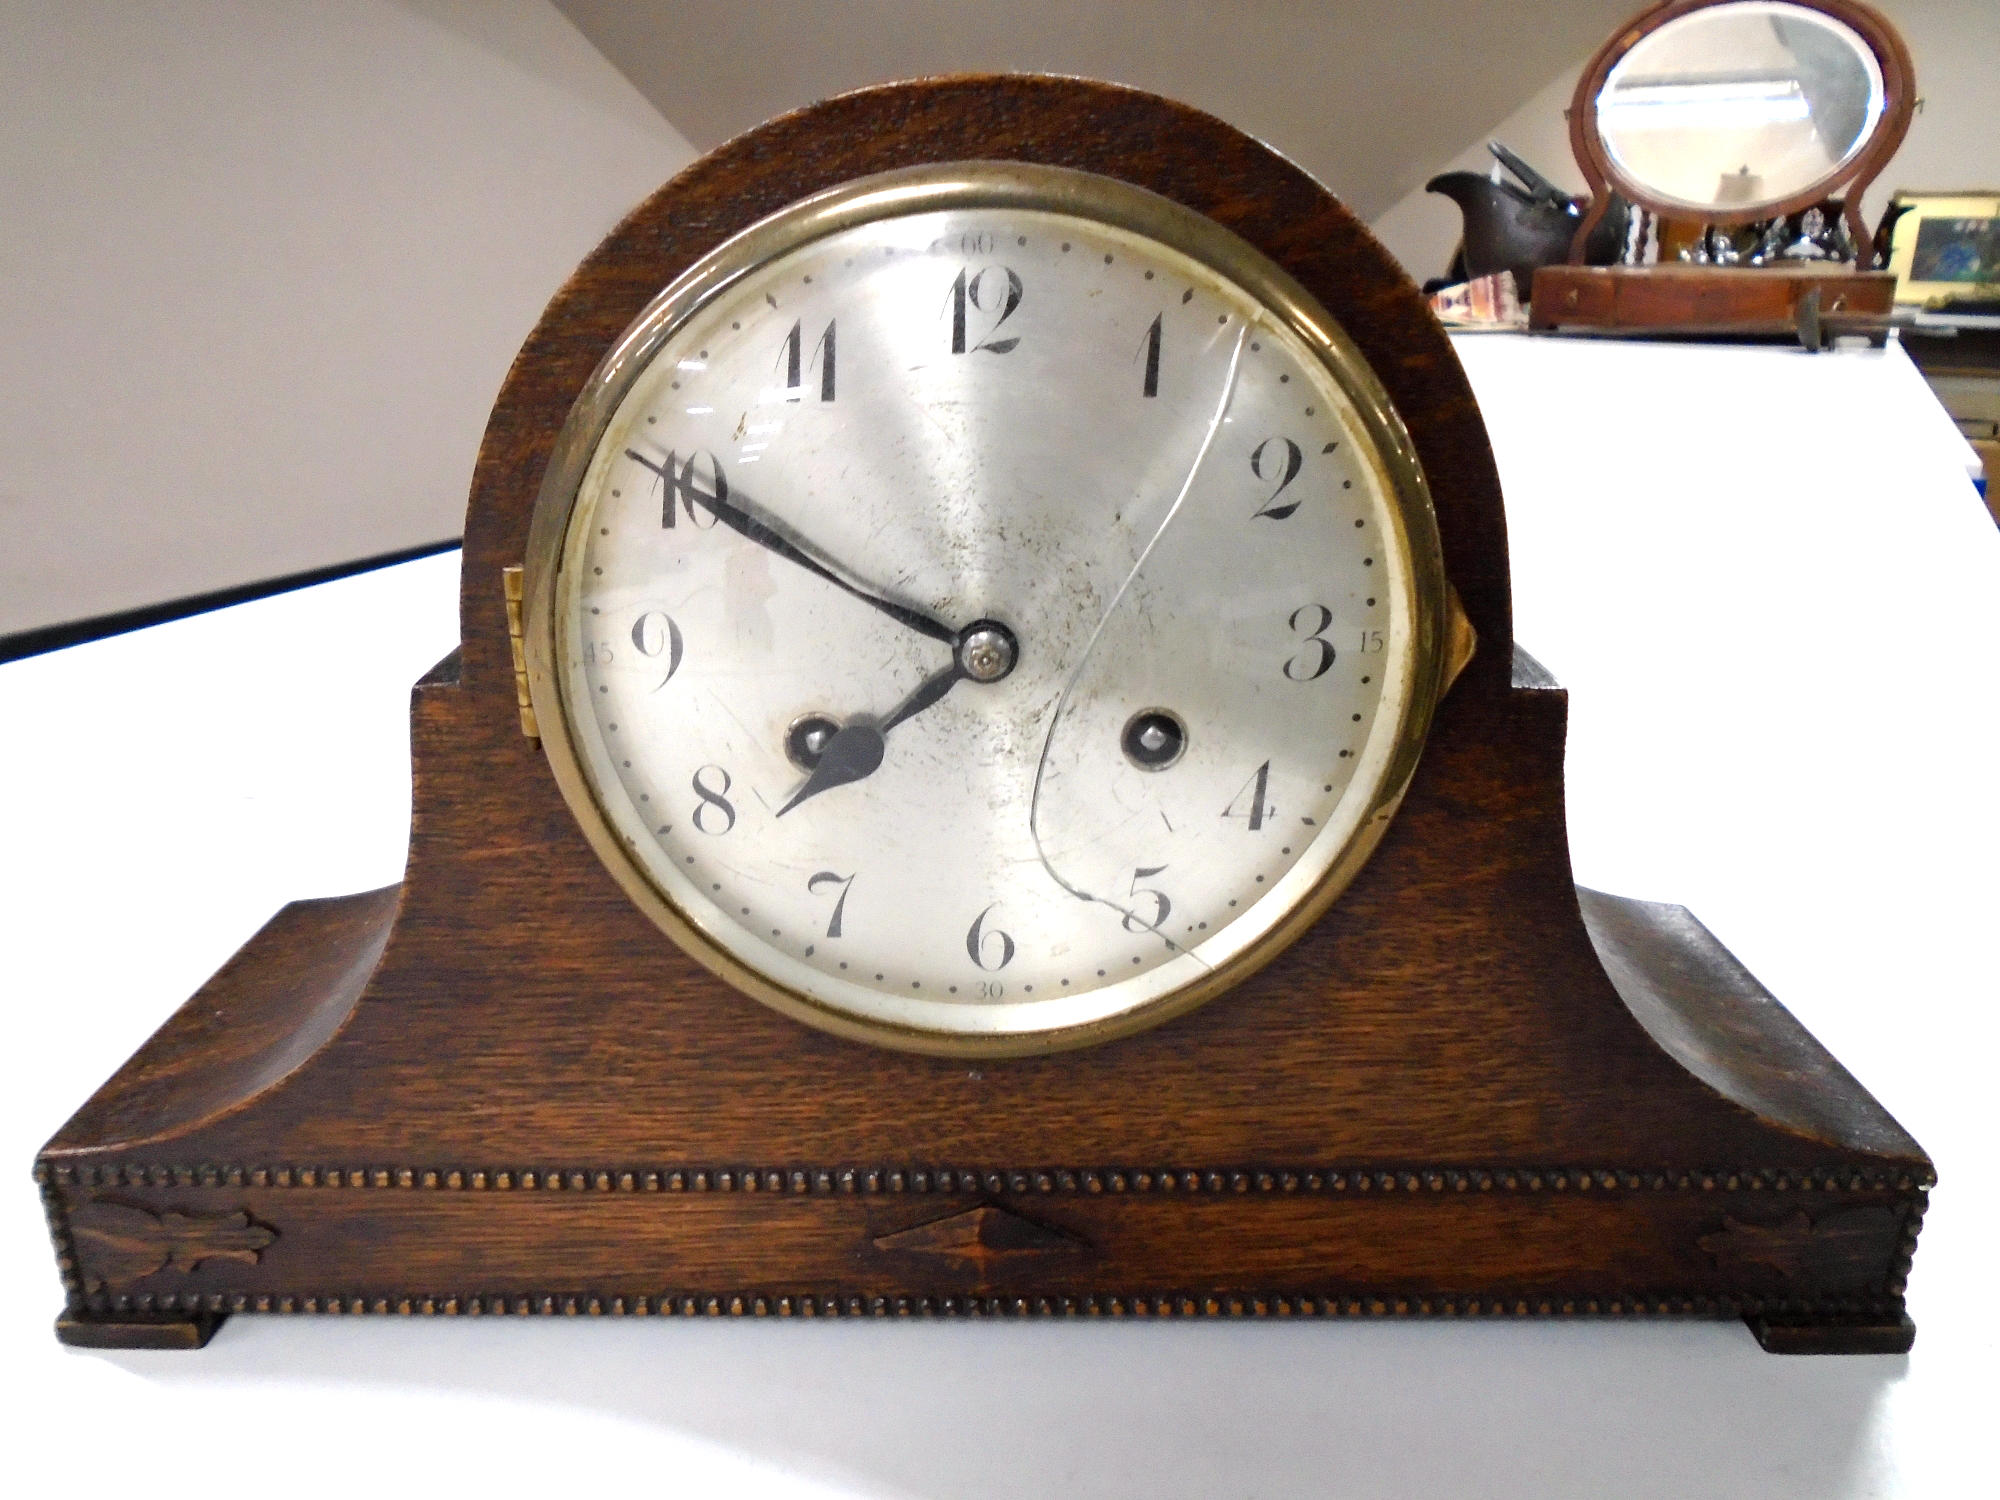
[528,164,1451,1054]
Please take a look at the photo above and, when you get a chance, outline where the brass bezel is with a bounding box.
[522,161,1461,1058]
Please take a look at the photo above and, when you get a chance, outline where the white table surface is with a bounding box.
[5,334,1995,1498]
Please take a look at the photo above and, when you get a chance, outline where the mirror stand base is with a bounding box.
[1530,264,1896,339]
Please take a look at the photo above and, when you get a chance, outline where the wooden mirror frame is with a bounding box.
[1566,0,1916,267]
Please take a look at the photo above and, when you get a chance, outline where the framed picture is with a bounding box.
[1885,191,2000,306]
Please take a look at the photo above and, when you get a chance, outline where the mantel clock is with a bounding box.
[37,76,1929,1354]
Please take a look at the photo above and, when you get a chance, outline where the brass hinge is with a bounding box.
[1442,583,1478,698]
[501,565,539,742]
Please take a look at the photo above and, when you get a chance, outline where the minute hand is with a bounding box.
[674,476,957,645]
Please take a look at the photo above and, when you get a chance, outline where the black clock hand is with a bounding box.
[775,619,1016,818]
[774,660,963,819]
[878,656,966,735]
[773,720,886,818]
[658,469,957,645]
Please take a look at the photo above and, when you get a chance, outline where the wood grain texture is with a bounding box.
[35,77,1930,1353]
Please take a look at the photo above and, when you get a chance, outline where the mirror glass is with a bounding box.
[1595,1,1884,214]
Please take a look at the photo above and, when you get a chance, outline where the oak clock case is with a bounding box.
[522,163,1457,1056]
[36,75,1930,1355]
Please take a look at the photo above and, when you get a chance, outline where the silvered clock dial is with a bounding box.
[523,162,1465,1054]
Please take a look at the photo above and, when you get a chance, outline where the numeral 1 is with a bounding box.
[1140,313,1162,397]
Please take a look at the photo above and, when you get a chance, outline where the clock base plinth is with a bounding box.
[35,876,1928,1353]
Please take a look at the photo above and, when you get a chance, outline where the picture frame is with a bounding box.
[1884,191,2000,306]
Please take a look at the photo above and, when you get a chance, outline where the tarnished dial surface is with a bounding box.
[530,165,1447,1054]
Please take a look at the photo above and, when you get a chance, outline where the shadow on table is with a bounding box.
[106,1314,1899,1498]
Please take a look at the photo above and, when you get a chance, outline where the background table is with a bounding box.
[5,335,1994,1497]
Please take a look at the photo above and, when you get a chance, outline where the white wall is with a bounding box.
[554,0,1640,227]
[5,1,1989,638]
[1368,0,2000,284]
[0,0,695,637]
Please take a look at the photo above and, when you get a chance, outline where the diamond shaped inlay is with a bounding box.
[872,1204,1087,1275]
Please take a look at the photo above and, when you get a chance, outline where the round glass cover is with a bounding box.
[527,165,1449,1054]
[1595,1,1885,215]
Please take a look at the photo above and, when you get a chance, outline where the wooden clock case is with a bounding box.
[36,76,1929,1354]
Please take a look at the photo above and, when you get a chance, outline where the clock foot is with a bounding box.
[1747,1312,1914,1355]
[55,1309,225,1351]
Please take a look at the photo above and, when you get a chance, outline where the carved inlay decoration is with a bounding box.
[1698,1206,1897,1283]
[873,1203,1088,1276]
[70,1198,278,1289]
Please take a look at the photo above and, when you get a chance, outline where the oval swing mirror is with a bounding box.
[1595,1,1885,216]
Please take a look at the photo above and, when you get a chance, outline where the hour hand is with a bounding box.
[776,722,887,817]
[775,621,1017,817]
[775,661,958,818]
[625,449,956,645]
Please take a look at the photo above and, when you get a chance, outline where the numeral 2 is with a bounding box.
[1252,438,1304,520]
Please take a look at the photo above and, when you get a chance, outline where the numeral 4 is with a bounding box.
[1223,761,1274,830]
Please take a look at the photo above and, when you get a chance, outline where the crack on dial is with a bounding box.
[1024,321,1250,967]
